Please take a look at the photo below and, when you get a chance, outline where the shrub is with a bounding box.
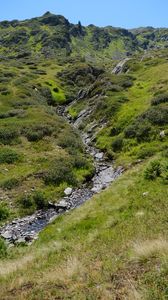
[22,124,54,142]
[19,194,34,209]
[151,94,168,106]
[33,191,48,209]
[136,123,152,142]
[44,158,76,186]
[1,178,20,190]
[121,80,133,88]
[39,87,55,106]
[144,160,162,180]
[139,107,168,125]
[112,137,123,152]
[19,192,47,211]
[0,204,9,221]
[0,127,19,145]
[124,122,152,142]
[0,238,7,258]
[0,109,25,119]
[57,130,83,153]
[0,148,20,164]
[124,124,137,139]
[137,148,155,159]
[24,129,44,142]
[73,155,88,169]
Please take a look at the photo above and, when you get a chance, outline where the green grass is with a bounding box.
[0,59,94,219]
[0,15,168,299]
[0,160,167,299]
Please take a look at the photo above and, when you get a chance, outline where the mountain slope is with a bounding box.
[0,13,167,300]
[1,12,168,62]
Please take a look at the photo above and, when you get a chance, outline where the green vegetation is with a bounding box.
[18,191,48,214]
[0,148,20,164]
[0,204,9,221]
[0,12,167,300]
[0,162,167,299]
[0,238,7,258]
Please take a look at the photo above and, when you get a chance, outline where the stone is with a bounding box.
[64,187,73,196]
[160,130,165,138]
[135,211,145,217]
[95,152,104,160]
[142,192,149,197]
[91,187,100,193]
[15,237,26,244]
[55,200,69,209]
[1,231,12,239]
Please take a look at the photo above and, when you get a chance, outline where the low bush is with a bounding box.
[137,147,155,159]
[124,122,152,142]
[19,191,48,211]
[0,127,19,145]
[57,130,83,153]
[144,160,162,180]
[33,191,48,209]
[73,155,88,169]
[136,123,152,142]
[121,80,133,88]
[0,148,20,164]
[44,158,76,186]
[22,124,54,142]
[139,107,168,125]
[111,137,123,152]
[124,124,137,139]
[1,178,20,190]
[0,109,25,119]
[19,194,34,209]
[0,204,10,221]
[151,94,168,106]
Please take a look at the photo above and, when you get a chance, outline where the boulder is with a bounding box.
[95,152,104,160]
[64,187,73,196]
[1,231,12,239]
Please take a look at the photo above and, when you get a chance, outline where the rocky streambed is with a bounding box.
[0,104,123,245]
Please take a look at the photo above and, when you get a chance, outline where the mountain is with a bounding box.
[1,12,168,61]
[0,13,167,300]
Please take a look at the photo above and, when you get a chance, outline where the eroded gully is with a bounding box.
[0,97,123,245]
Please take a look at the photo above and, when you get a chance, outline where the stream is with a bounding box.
[0,87,123,245]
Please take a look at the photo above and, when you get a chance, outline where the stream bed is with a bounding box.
[0,106,123,244]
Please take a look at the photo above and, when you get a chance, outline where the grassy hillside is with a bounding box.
[0,161,167,299]
[0,57,94,223]
[0,13,167,300]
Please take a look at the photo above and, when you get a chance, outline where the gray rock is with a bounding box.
[15,237,26,244]
[55,200,69,209]
[64,187,73,196]
[95,152,104,160]
[1,231,12,239]
[160,130,165,138]
[142,192,149,197]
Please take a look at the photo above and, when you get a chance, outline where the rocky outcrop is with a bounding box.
[112,58,131,75]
